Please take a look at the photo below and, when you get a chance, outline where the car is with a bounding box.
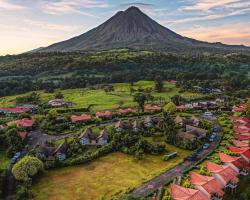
[203,143,210,149]
[186,153,198,161]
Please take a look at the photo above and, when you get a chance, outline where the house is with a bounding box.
[233,140,249,148]
[71,114,92,123]
[190,172,224,199]
[228,146,249,154]
[132,120,142,132]
[235,134,250,141]
[144,116,154,128]
[48,99,72,108]
[8,118,35,129]
[232,104,247,113]
[97,129,109,145]
[206,161,239,188]
[186,125,208,139]
[234,128,250,134]
[115,120,126,132]
[219,153,249,176]
[241,150,250,162]
[169,80,177,84]
[96,111,114,119]
[78,128,96,145]
[170,183,208,200]
[177,130,197,142]
[118,108,136,115]
[176,105,185,111]
[16,104,38,113]
[144,105,161,112]
[175,115,184,125]
[19,131,28,140]
[231,117,249,125]
[191,115,200,126]
[0,107,31,115]
[53,142,68,161]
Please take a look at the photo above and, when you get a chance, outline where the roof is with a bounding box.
[144,116,153,123]
[176,105,185,110]
[54,142,68,155]
[8,118,35,127]
[235,134,250,141]
[97,129,109,140]
[171,184,208,200]
[115,120,125,129]
[175,115,183,124]
[242,150,250,159]
[228,146,249,154]
[178,131,196,141]
[231,117,250,124]
[219,153,250,170]
[144,105,161,111]
[71,114,91,122]
[0,107,31,113]
[186,125,207,137]
[96,111,113,118]
[78,128,95,140]
[19,131,28,139]
[118,108,136,114]
[190,172,224,197]
[206,161,239,184]
[39,145,56,157]
[234,128,249,134]
[219,153,239,163]
[191,115,199,123]
[133,120,141,129]
[233,140,249,147]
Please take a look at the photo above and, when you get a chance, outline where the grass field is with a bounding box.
[0,81,202,112]
[32,146,190,200]
[0,150,9,170]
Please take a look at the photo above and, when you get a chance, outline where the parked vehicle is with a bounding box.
[163,152,177,161]
[203,143,210,149]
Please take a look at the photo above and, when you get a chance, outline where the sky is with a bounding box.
[0,0,250,55]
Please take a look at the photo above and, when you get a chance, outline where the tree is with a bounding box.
[155,75,164,92]
[163,102,176,114]
[162,113,177,144]
[55,91,64,99]
[246,99,250,118]
[12,156,43,181]
[5,127,24,155]
[134,93,147,112]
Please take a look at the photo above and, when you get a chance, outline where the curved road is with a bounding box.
[132,124,221,197]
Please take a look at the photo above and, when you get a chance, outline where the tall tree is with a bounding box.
[134,93,147,112]
[155,75,164,93]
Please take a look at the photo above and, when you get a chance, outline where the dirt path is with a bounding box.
[132,124,221,197]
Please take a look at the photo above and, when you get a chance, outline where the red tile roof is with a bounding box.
[176,105,186,110]
[232,104,247,113]
[144,105,161,111]
[190,172,224,197]
[206,162,239,184]
[235,134,250,141]
[219,152,250,170]
[8,118,35,127]
[171,184,208,200]
[228,146,249,154]
[242,150,250,160]
[0,107,31,113]
[71,114,91,123]
[234,128,249,134]
[19,131,28,139]
[231,117,250,124]
[233,140,249,148]
[96,111,113,118]
[118,108,136,114]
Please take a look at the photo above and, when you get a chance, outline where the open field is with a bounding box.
[32,145,190,200]
[0,81,202,112]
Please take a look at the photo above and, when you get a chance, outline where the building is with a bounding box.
[176,105,185,111]
[235,134,250,141]
[8,118,35,129]
[206,161,239,188]
[186,125,208,139]
[190,172,224,199]
[144,105,161,112]
[48,99,72,108]
[132,120,142,132]
[171,183,208,200]
[78,128,96,145]
[219,153,249,176]
[53,142,68,161]
[231,117,249,125]
[115,120,126,132]
[175,115,184,125]
[232,140,249,148]
[18,131,28,139]
[118,108,136,115]
[71,114,92,123]
[228,146,249,154]
[39,142,68,161]
[144,116,154,128]
[0,107,31,115]
[96,111,114,119]
[97,129,109,145]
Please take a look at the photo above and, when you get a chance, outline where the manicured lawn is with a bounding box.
[0,81,202,112]
[0,150,9,170]
[32,148,190,200]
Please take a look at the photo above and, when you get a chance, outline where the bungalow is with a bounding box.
[144,116,154,128]
[190,172,224,200]
[0,107,31,115]
[118,108,136,115]
[171,183,208,200]
[234,127,250,134]
[132,120,142,132]
[8,118,35,129]
[176,105,185,111]
[232,104,246,113]
[48,99,72,108]
[233,140,249,148]
[219,153,249,176]
[97,129,109,145]
[228,146,249,154]
[206,161,239,189]
[71,114,92,123]
[115,120,126,132]
[235,134,250,141]
[53,142,68,161]
[231,117,249,125]
[96,111,114,119]
[78,128,96,145]
[144,105,161,112]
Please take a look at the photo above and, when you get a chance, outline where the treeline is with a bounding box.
[0,50,249,96]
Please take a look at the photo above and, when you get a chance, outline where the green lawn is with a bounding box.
[32,147,190,200]
[0,150,9,170]
[0,81,202,112]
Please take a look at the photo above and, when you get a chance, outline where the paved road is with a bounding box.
[132,124,221,197]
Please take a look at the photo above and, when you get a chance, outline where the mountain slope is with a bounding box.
[39,7,250,54]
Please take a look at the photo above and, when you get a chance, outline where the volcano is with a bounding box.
[38,6,250,54]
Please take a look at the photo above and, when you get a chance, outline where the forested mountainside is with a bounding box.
[0,50,249,96]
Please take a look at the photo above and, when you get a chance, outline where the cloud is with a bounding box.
[41,0,110,16]
[179,23,250,46]
[0,0,27,11]
[120,2,155,8]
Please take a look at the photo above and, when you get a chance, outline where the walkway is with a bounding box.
[132,125,221,197]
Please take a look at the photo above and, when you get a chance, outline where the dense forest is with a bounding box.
[0,50,249,96]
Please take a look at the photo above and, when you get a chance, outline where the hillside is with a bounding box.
[38,7,250,54]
